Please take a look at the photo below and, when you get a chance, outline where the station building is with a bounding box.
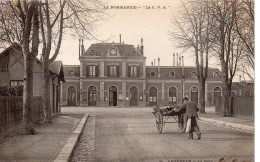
[61,39,223,107]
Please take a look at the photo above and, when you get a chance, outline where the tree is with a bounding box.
[39,0,105,122]
[169,0,215,113]
[210,0,244,116]
[235,0,254,82]
[0,0,40,134]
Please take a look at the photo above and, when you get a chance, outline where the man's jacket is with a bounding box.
[175,101,199,119]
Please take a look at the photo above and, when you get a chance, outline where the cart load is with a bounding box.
[152,104,186,134]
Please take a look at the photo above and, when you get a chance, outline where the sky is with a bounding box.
[57,0,202,67]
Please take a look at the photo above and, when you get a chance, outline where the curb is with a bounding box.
[199,117,254,134]
[54,113,89,162]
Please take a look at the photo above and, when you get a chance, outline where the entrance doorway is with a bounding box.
[149,87,157,106]
[191,87,198,105]
[88,86,97,106]
[130,86,138,106]
[213,87,221,105]
[109,86,117,106]
[169,87,177,105]
[68,86,76,106]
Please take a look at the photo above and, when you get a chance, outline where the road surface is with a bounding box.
[62,107,254,162]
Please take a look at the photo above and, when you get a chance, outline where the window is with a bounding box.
[10,80,23,87]
[150,71,156,77]
[89,65,96,77]
[191,71,197,78]
[90,50,96,56]
[245,90,251,97]
[131,51,136,56]
[169,72,175,77]
[0,62,8,72]
[130,66,138,77]
[69,71,74,76]
[110,65,117,76]
[169,87,177,103]
[213,72,220,78]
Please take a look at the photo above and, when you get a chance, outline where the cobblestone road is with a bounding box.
[66,107,254,162]
[72,116,95,162]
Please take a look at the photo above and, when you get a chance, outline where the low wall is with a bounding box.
[232,96,254,119]
[0,96,43,139]
[215,96,254,119]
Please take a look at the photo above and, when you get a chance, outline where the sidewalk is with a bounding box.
[199,107,254,134]
[0,114,84,161]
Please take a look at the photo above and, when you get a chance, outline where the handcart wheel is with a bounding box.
[178,114,186,133]
[156,112,163,134]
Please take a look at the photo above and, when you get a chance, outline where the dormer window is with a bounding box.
[110,48,117,56]
[90,50,96,56]
[131,51,136,56]
[191,71,197,77]
[169,72,175,77]
[69,71,74,76]
[213,72,220,78]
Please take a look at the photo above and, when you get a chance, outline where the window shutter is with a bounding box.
[137,67,140,77]
[107,66,110,77]
[95,65,99,77]
[116,66,119,77]
[86,66,89,77]
[128,66,131,77]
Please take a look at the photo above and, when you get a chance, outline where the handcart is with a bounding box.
[152,105,186,134]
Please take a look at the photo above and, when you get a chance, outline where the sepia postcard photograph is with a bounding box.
[0,0,256,161]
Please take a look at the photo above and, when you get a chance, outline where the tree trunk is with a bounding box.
[221,66,231,117]
[23,54,36,135]
[199,79,206,114]
[42,60,52,123]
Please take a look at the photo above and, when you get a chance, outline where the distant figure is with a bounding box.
[175,97,201,140]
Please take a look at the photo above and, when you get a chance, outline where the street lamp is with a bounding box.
[181,56,185,101]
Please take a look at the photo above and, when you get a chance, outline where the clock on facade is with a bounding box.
[110,48,117,55]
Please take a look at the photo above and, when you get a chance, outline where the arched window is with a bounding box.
[213,72,220,78]
[191,87,198,105]
[169,87,177,104]
[213,87,221,105]
[150,71,156,77]
[191,71,197,77]
[69,71,74,76]
[90,50,96,56]
[169,72,175,77]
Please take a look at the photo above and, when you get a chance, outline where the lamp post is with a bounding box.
[181,56,185,102]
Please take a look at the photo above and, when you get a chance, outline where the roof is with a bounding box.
[63,65,80,77]
[84,43,144,57]
[0,43,65,82]
[146,66,221,79]
[50,61,65,82]
[0,43,21,59]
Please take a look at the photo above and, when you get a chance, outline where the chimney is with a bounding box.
[140,38,144,55]
[179,57,181,66]
[120,34,121,43]
[79,39,81,59]
[176,53,179,66]
[81,39,85,55]
[154,59,156,66]
[182,56,184,66]
[158,57,160,77]
[173,53,175,66]
[151,61,153,66]
[239,75,242,83]
[181,56,184,77]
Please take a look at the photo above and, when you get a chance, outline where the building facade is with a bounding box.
[0,43,65,114]
[61,40,223,107]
